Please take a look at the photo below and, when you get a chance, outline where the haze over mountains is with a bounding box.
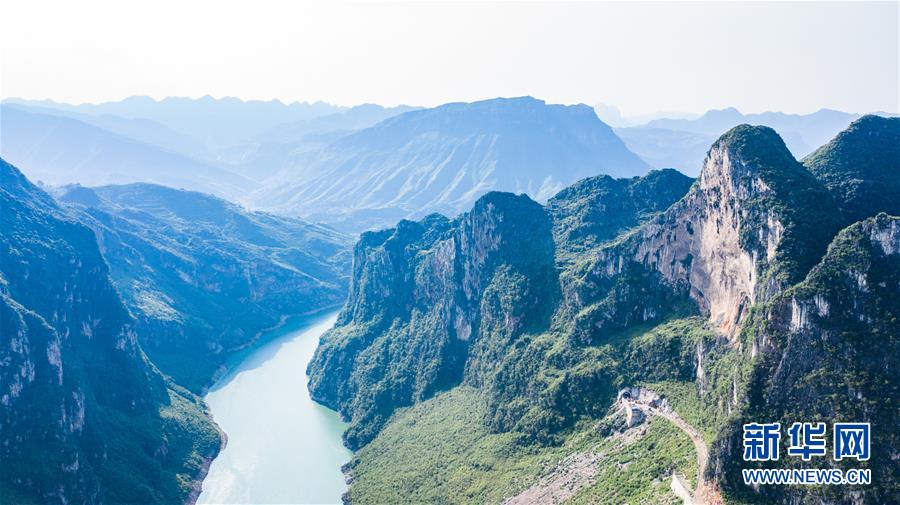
[0,105,254,198]
[616,107,894,174]
[1,95,884,230]
[4,96,344,148]
[248,97,650,231]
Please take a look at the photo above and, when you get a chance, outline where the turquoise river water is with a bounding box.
[197,311,351,505]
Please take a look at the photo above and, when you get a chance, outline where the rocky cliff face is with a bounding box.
[311,119,899,504]
[58,182,352,391]
[309,171,692,449]
[0,159,221,504]
[574,126,841,338]
[309,193,559,449]
[711,214,900,504]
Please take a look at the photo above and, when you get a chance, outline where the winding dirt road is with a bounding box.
[623,398,723,505]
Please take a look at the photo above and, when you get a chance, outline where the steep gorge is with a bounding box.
[310,117,899,504]
[0,159,221,504]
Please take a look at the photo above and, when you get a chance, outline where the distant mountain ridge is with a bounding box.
[4,95,344,148]
[250,96,650,232]
[616,107,891,175]
[0,105,255,199]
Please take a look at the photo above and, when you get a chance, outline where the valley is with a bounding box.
[197,311,350,505]
[0,95,896,505]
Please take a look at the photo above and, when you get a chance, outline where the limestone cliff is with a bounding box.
[0,159,221,504]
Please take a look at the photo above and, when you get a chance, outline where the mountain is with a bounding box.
[251,97,651,232]
[547,168,694,255]
[617,107,870,175]
[613,127,716,176]
[593,103,700,127]
[258,104,421,143]
[309,120,898,503]
[0,105,255,199]
[711,213,900,504]
[216,104,422,180]
[0,159,221,504]
[58,183,353,391]
[803,115,900,223]
[643,107,862,154]
[1,102,206,158]
[307,168,696,450]
[4,96,344,148]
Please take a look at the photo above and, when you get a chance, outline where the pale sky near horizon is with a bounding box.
[1,1,897,116]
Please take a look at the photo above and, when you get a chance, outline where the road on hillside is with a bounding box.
[623,398,723,505]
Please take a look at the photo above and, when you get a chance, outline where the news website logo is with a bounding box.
[741,422,872,486]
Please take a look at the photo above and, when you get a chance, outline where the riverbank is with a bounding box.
[196,310,351,504]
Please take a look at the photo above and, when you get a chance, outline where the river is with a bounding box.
[197,311,351,505]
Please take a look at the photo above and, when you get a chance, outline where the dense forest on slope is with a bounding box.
[803,114,900,222]
[310,116,899,504]
[0,157,355,503]
[58,183,352,391]
[0,159,221,504]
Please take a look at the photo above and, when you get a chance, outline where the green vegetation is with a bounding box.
[548,168,694,257]
[348,388,578,504]
[348,387,698,505]
[60,182,352,392]
[713,214,900,504]
[313,119,899,504]
[803,115,900,223]
[569,420,697,505]
[0,159,222,504]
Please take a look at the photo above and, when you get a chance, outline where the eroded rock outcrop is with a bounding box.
[711,214,900,505]
[572,125,841,338]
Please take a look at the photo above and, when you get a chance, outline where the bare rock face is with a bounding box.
[710,214,900,505]
[577,125,840,338]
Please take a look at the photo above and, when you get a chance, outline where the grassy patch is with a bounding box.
[570,420,697,505]
[348,386,703,505]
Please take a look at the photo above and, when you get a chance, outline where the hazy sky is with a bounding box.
[1,1,897,115]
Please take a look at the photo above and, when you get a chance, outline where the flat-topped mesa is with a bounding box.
[589,125,841,337]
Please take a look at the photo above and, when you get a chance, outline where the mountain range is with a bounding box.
[0,159,221,504]
[58,182,352,391]
[4,96,345,148]
[616,107,890,175]
[5,96,885,232]
[249,97,651,232]
[0,105,255,199]
[308,115,899,504]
